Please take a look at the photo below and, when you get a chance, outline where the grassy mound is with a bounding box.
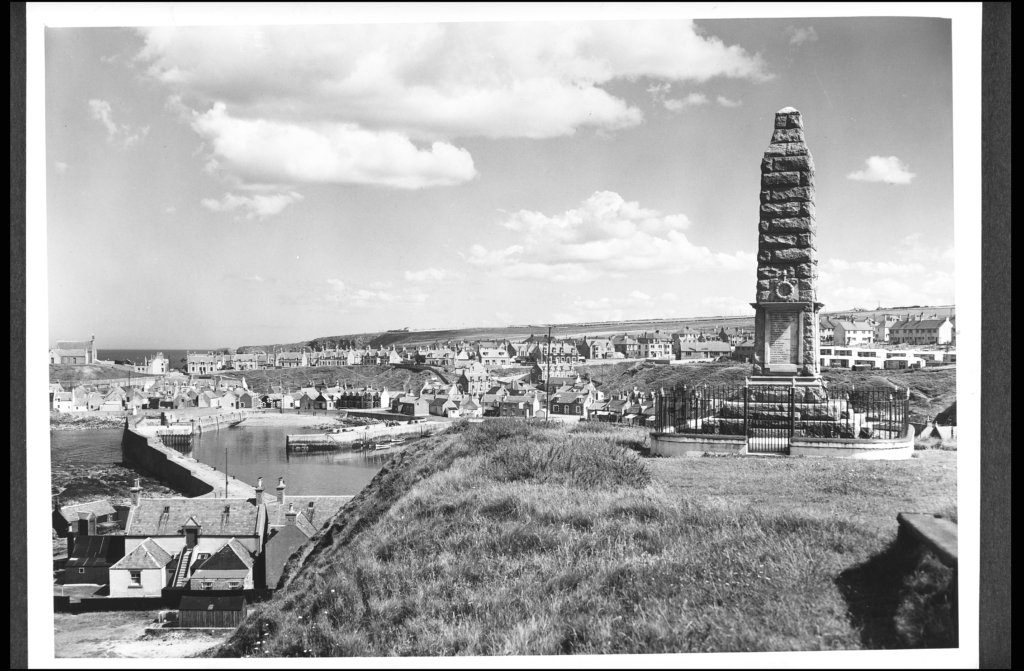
[210,420,957,657]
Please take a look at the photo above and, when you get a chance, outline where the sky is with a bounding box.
[44,15,955,349]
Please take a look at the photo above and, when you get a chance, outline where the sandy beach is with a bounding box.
[238,412,343,428]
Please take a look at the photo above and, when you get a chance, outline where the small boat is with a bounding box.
[389,436,406,445]
[227,417,246,428]
[374,443,391,451]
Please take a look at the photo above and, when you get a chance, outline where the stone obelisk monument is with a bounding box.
[751,107,823,381]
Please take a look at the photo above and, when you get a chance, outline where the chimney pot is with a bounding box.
[276,477,286,505]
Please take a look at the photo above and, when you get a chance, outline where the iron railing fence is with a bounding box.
[654,383,910,441]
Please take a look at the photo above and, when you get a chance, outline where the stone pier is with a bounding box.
[752,107,823,380]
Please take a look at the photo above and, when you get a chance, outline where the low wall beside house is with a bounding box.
[649,433,748,457]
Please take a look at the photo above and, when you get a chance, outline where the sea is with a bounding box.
[51,425,382,496]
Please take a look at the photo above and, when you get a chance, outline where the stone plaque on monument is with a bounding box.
[767,311,799,365]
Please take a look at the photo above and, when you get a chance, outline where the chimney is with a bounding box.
[285,503,297,526]
[255,477,264,506]
[306,501,316,524]
[78,512,96,537]
[276,477,286,506]
[130,478,142,507]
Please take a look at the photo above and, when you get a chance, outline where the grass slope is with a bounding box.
[49,364,161,384]
[210,420,957,657]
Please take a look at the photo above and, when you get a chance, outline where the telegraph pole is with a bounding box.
[546,325,551,423]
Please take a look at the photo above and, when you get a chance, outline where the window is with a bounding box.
[78,568,85,574]
[202,581,214,590]
[129,570,142,586]
[228,581,242,589]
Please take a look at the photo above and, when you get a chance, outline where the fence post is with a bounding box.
[743,382,749,438]
[788,385,795,446]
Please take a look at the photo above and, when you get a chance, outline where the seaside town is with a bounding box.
[35,14,978,664]
[50,310,956,421]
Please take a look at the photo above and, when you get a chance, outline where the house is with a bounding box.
[188,538,256,591]
[187,353,221,375]
[428,396,450,417]
[108,538,174,597]
[178,595,248,629]
[888,316,954,345]
[550,392,586,417]
[834,320,875,347]
[818,317,837,344]
[49,335,98,364]
[874,318,900,344]
[611,334,641,358]
[499,395,539,418]
[64,535,125,586]
[732,339,756,362]
[458,395,483,418]
[398,397,430,417]
[574,337,614,360]
[275,351,309,368]
[676,341,732,362]
[636,333,672,360]
[237,391,259,409]
[134,352,169,375]
[53,499,119,538]
[455,368,490,395]
[478,348,511,368]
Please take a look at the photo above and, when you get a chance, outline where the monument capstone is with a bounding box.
[751,107,823,381]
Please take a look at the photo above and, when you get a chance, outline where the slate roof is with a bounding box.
[192,538,253,573]
[125,498,262,537]
[110,538,173,570]
[66,535,125,568]
[57,500,117,524]
[51,348,89,358]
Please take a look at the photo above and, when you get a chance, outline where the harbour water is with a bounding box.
[51,425,384,497]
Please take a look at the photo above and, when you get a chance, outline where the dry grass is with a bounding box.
[206,420,956,657]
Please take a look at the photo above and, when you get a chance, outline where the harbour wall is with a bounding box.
[121,410,262,498]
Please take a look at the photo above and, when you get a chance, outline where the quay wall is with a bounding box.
[122,410,262,498]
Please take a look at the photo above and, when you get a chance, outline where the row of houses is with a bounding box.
[820,314,956,347]
[54,477,352,603]
[48,375,264,413]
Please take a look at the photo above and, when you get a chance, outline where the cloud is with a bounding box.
[403,267,461,283]
[162,206,177,215]
[53,161,68,174]
[466,191,752,282]
[786,26,819,46]
[716,95,742,108]
[191,103,477,189]
[88,99,118,137]
[325,278,428,311]
[664,92,709,111]
[819,244,954,309]
[201,191,304,220]
[847,156,916,184]
[136,23,769,143]
[87,99,147,148]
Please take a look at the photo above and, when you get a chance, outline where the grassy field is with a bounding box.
[209,420,957,657]
[49,363,162,383]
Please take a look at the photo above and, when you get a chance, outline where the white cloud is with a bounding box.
[162,206,176,214]
[201,191,304,220]
[664,92,709,111]
[191,103,477,189]
[87,99,146,148]
[847,156,916,184]
[325,278,428,311]
[53,161,68,174]
[403,267,461,283]
[786,26,819,46]
[88,99,118,137]
[716,95,742,108]
[466,191,752,282]
[819,246,954,309]
[136,23,769,143]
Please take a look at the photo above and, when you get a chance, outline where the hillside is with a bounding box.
[209,420,957,657]
[49,364,162,384]
[233,304,955,354]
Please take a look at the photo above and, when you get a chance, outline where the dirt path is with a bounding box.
[54,611,228,658]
